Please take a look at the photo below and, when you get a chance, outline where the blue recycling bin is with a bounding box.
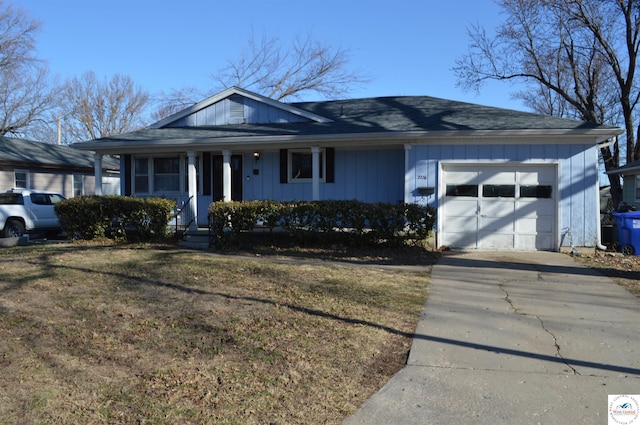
[611,211,640,255]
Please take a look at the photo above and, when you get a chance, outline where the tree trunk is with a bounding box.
[601,142,622,210]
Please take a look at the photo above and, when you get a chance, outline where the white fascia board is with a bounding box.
[73,127,623,155]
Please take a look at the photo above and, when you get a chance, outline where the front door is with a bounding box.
[212,154,243,201]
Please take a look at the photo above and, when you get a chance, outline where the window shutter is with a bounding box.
[280,149,288,183]
[213,155,223,201]
[326,148,335,183]
[123,155,132,196]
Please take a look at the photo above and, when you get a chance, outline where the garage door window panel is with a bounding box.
[483,184,515,198]
[446,184,478,197]
[520,185,553,198]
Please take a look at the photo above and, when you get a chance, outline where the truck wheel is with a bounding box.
[2,219,25,238]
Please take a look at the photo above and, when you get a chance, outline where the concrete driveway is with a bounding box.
[344,251,640,425]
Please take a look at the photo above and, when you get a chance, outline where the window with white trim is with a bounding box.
[288,149,325,182]
[134,158,149,194]
[73,174,84,196]
[133,155,201,195]
[14,170,29,189]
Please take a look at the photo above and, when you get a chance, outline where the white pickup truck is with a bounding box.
[0,189,66,238]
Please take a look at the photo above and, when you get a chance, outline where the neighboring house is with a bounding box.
[606,161,640,209]
[0,136,120,198]
[74,87,621,252]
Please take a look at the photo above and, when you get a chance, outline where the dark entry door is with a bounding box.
[212,154,243,201]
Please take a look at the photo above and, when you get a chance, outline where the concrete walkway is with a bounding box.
[344,251,640,425]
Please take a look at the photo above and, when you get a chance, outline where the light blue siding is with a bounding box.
[407,143,599,248]
[243,149,404,203]
[621,175,640,208]
[168,97,310,127]
[561,145,599,247]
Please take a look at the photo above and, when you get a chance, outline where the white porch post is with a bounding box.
[404,144,412,203]
[187,151,198,230]
[222,150,232,202]
[311,146,320,201]
[94,153,103,196]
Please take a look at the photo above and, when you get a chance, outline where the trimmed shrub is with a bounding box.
[208,200,435,248]
[55,196,176,242]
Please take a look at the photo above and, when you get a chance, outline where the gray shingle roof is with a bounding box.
[0,137,120,170]
[292,96,615,132]
[76,95,621,150]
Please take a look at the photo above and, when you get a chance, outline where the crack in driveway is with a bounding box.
[499,280,579,375]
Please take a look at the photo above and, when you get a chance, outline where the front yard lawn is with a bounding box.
[0,243,430,424]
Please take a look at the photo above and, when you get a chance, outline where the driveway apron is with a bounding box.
[344,251,640,425]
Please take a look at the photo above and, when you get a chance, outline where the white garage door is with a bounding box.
[440,164,557,250]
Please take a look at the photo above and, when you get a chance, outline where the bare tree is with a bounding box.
[153,31,370,120]
[453,0,640,208]
[216,31,370,101]
[0,0,56,137]
[59,71,150,143]
[150,86,204,123]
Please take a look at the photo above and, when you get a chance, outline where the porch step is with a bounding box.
[177,228,210,250]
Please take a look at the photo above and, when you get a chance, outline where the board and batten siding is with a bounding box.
[167,95,310,127]
[243,148,405,203]
[406,142,600,248]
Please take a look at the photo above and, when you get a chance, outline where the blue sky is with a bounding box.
[15,0,524,110]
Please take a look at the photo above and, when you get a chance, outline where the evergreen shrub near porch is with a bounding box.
[55,196,176,241]
[208,200,435,248]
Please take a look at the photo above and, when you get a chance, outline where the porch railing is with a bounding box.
[172,196,195,239]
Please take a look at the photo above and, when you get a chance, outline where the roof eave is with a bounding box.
[73,127,622,155]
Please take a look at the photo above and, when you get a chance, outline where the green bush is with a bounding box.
[208,200,435,248]
[55,196,176,242]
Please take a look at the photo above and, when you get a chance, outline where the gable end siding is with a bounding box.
[229,94,245,124]
[166,96,312,127]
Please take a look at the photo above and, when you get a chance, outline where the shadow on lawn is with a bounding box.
[8,244,640,378]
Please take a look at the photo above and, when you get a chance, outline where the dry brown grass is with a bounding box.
[574,251,640,297]
[0,242,431,424]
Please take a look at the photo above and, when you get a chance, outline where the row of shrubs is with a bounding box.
[55,196,436,247]
[208,200,436,247]
[55,196,176,241]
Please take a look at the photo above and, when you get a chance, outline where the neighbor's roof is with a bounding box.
[74,93,623,154]
[0,137,120,170]
[606,160,640,176]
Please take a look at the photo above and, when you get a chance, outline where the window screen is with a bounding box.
[153,158,180,192]
[134,158,149,193]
